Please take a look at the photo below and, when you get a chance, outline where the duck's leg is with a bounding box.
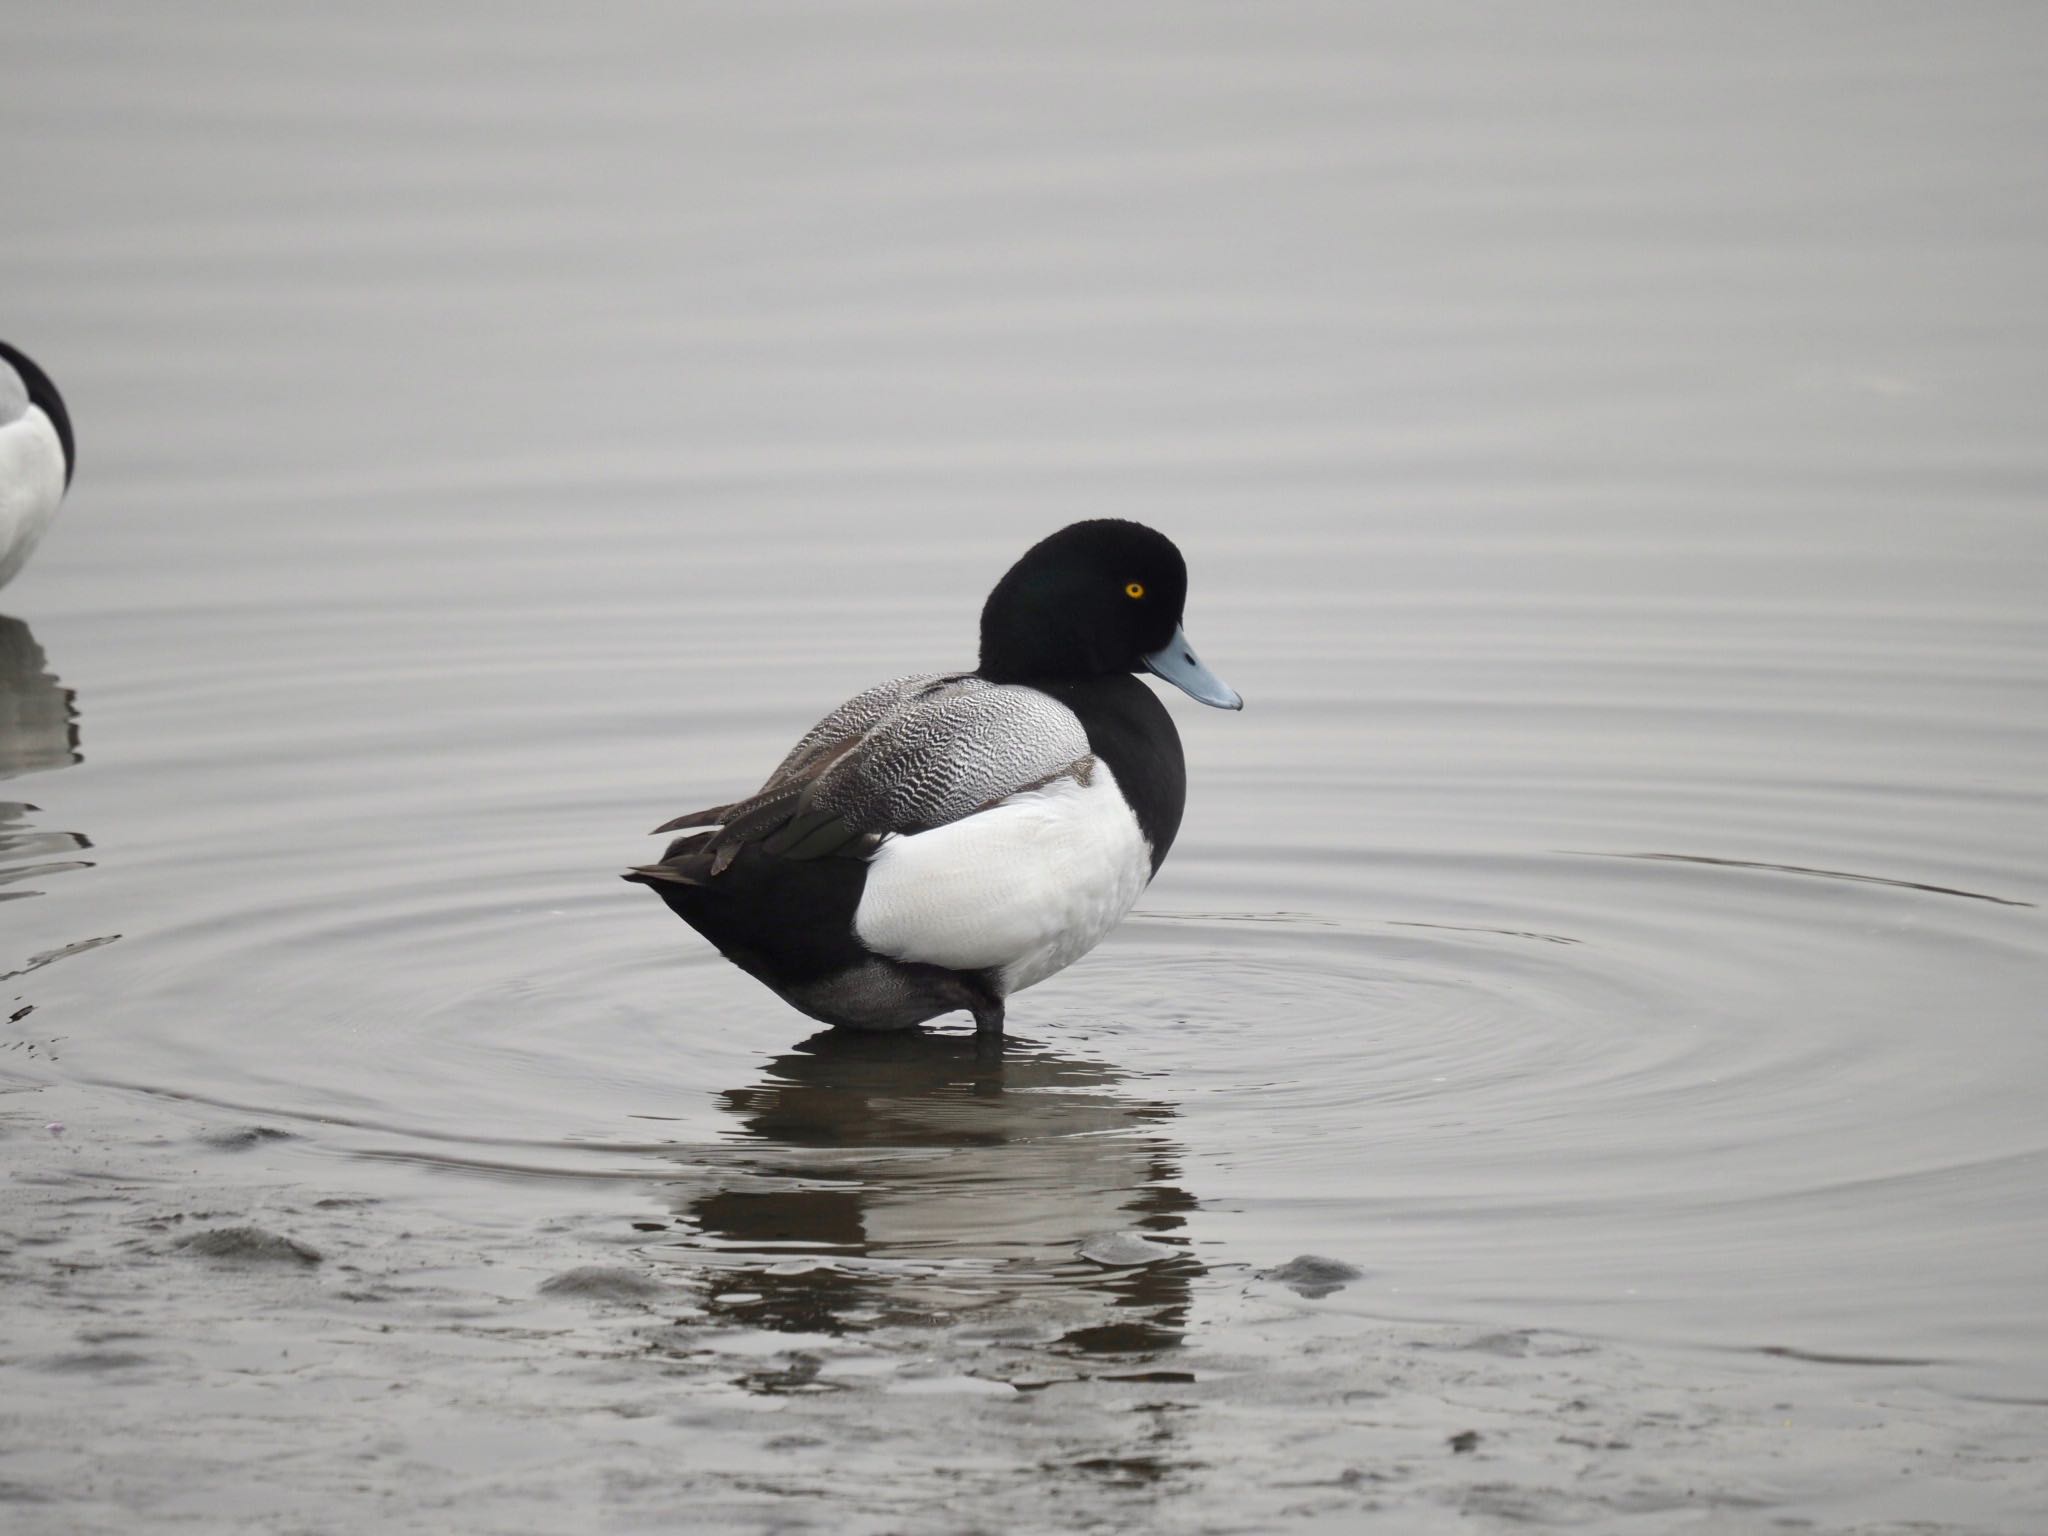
[971,998,1005,1043]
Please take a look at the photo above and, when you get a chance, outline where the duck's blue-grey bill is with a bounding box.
[1143,624,1244,710]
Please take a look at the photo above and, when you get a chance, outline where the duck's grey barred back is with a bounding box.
[797,677,1091,837]
[649,673,1092,867]
[764,672,958,788]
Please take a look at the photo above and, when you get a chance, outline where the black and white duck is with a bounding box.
[0,340,75,592]
[627,519,1240,1039]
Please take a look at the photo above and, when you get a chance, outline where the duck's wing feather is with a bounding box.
[765,676,1092,853]
[764,673,960,788]
[648,673,954,836]
[639,674,1092,875]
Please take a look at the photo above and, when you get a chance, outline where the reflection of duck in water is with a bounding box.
[657,1030,1200,1357]
[1,615,88,900]
[0,341,76,591]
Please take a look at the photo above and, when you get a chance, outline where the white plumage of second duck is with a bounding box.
[0,341,75,592]
[627,519,1241,1039]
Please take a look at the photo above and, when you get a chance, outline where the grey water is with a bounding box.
[4,4,2046,1531]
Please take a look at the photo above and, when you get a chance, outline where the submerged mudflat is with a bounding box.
[7,1080,2042,1534]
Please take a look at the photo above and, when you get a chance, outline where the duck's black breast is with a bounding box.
[1032,673,1188,873]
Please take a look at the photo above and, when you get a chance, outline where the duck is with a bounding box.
[0,341,76,592]
[626,519,1241,1039]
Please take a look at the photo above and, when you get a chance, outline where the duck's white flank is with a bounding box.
[0,405,66,590]
[853,759,1153,996]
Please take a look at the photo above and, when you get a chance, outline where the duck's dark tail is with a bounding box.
[623,833,871,990]
[623,831,719,889]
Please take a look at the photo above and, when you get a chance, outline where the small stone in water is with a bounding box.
[175,1226,323,1266]
[199,1125,295,1151]
[1259,1254,1364,1298]
[1078,1232,1178,1267]
[537,1266,669,1303]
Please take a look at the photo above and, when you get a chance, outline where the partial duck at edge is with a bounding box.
[0,340,75,592]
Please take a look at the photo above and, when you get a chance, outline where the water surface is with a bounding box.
[4,4,2046,1530]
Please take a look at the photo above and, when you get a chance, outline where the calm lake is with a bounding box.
[4,5,2045,1531]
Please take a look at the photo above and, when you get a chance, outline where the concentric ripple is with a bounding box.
[8,491,2046,1395]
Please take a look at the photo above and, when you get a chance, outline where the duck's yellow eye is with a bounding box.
[1124,582,1146,599]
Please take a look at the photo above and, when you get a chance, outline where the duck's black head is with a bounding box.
[0,340,74,488]
[978,519,1241,708]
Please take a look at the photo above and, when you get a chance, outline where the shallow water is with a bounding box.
[5,4,2047,1530]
